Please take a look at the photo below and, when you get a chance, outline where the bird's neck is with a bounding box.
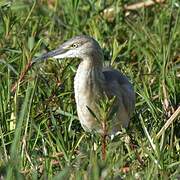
[74,57,104,101]
[78,57,103,75]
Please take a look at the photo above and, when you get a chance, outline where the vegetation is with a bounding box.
[0,0,179,179]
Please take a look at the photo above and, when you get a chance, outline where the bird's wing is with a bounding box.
[102,68,135,116]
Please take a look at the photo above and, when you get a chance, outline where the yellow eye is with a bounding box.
[72,43,79,48]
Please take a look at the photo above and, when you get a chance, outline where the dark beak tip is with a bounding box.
[32,47,65,64]
[31,57,43,63]
[32,52,51,63]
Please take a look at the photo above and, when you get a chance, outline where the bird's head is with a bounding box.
[33,35,104,63]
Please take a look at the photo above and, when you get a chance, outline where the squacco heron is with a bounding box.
[33,35,135,135]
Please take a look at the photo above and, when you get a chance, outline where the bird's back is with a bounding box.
[103,68,130,85]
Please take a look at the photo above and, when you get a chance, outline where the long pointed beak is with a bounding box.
[32,47,67,63]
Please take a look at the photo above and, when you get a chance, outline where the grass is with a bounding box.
[0,0,180,179]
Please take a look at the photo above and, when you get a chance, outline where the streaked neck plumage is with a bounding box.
[74,52,105,131]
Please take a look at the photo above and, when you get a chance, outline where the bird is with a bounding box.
[33,35,135,135]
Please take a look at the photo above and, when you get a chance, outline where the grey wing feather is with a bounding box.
[102,68,135,116]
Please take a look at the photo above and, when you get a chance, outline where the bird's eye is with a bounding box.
[72,43,79,48]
